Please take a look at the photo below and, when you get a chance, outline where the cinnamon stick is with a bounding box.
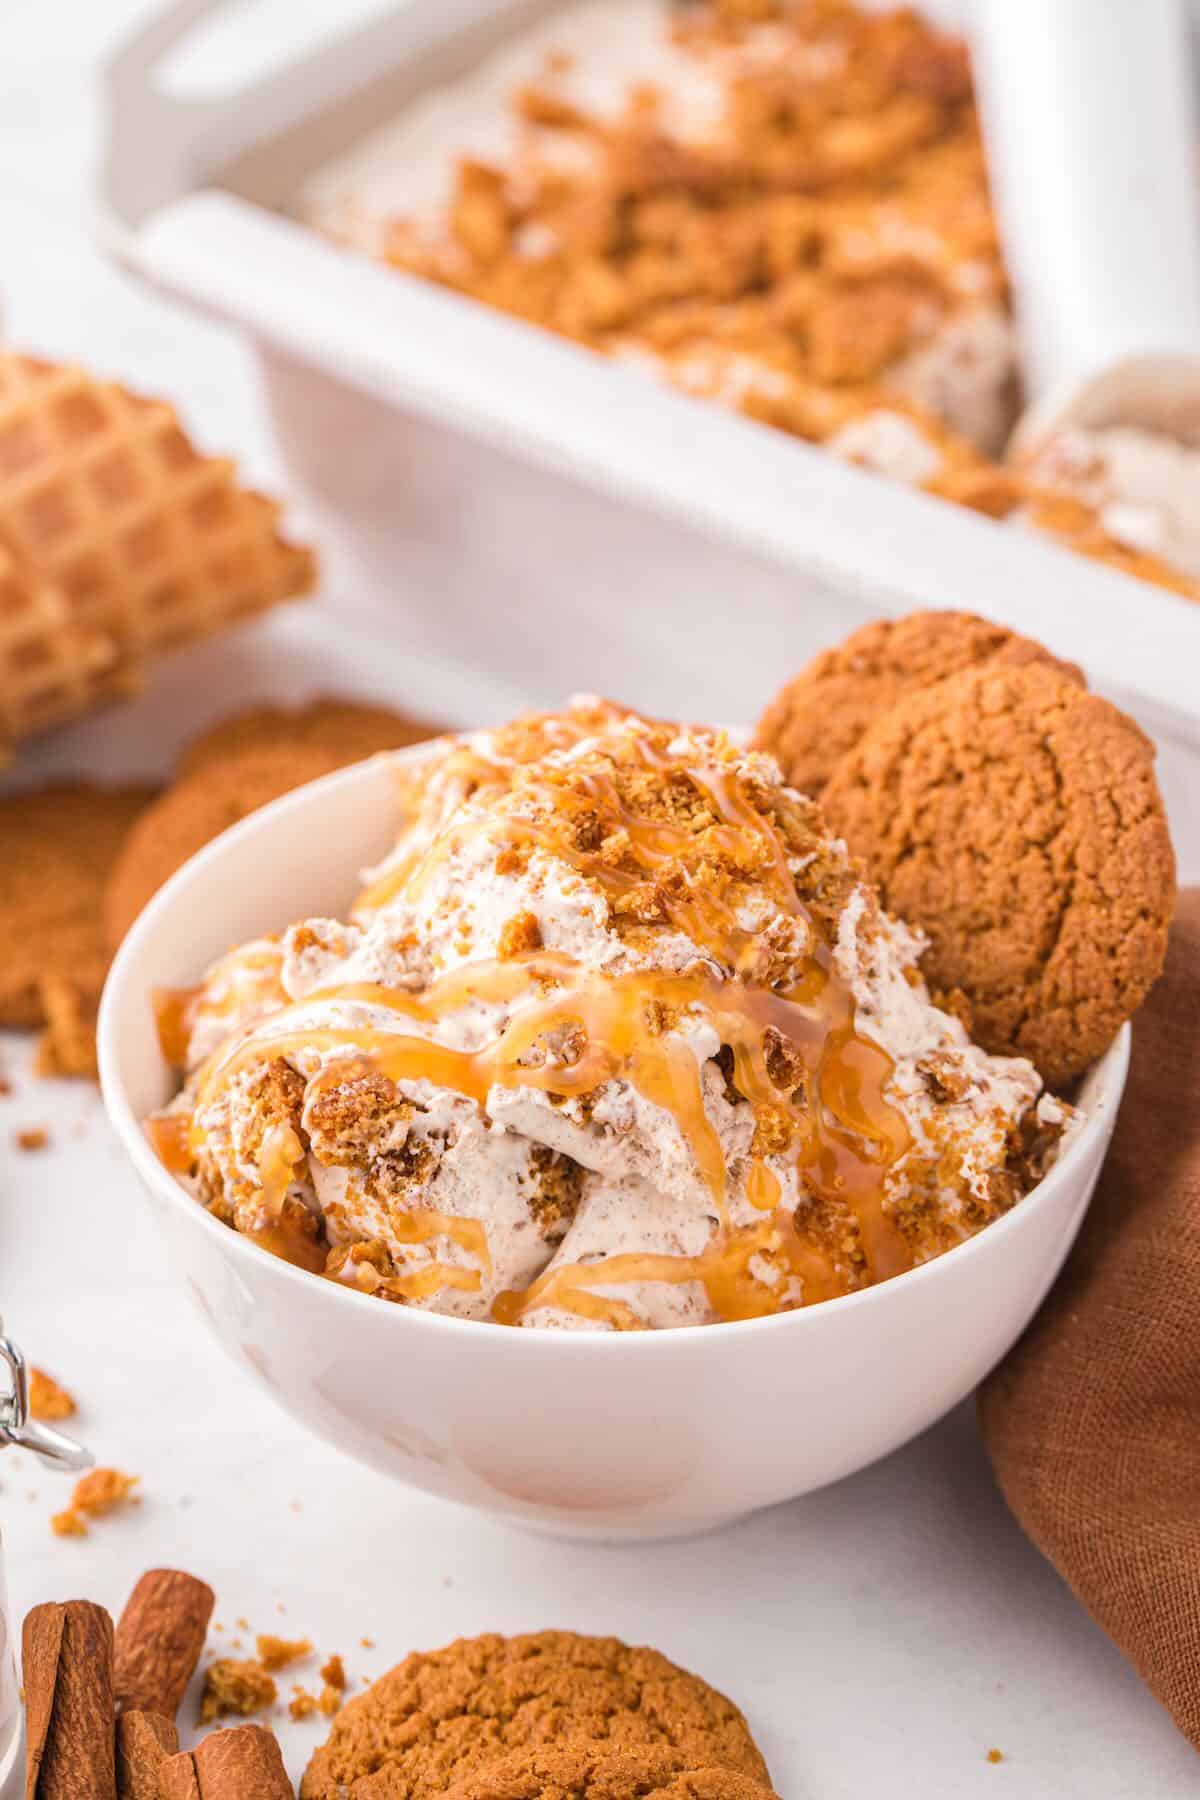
[114,1569,215,1719]
[22,1600,116,1800]
[115,1711,179,1800]
[161,1725,293,1798]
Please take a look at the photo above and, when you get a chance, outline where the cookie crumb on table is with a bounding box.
[320,1654,346,1691]
[15,1126,49,1152]
[49,1507,88,1539]
[51,1467,139,1536]
[987,1747,1004,1764]
[257,1633,313,1671]
[199,1657,278,1724]
[29,1367,76,1420]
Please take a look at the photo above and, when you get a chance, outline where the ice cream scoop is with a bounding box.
[147,703,1076,1331]
[971,0,1200,456]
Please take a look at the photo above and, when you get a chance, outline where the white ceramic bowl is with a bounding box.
[99,749,1129,1541]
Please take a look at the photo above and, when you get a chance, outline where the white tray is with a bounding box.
[96,0,1200,751]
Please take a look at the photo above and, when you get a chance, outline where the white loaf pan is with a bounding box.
[97,0,1200,747]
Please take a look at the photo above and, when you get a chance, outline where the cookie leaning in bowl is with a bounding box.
[820,661,1176,1086]
[300,1633,770,1799]
[752,609,1083,799]
[440,1746,779,1800]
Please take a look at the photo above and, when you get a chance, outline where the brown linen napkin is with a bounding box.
[978,886,1200,1749]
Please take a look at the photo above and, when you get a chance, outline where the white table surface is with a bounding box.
[2,4,1199,1796]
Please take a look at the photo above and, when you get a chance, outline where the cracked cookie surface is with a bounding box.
[441,1746,778,1800]
[301,1633,768,1800]
[820,661,1175,1084]
[753,610,1082,799]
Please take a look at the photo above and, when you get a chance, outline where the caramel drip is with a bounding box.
[154,942,285,1069]
[389,1208,492,1274]
[258,1122,305,1216]
[492,1200,846,1328]
[186,948,911,1302]
[329,1255,482,1302]
[250,1213,328,1275]
[154,987,202,1070]
[146,1112,194,1175]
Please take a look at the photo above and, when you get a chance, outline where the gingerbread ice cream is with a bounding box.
[147,697,1076,1330]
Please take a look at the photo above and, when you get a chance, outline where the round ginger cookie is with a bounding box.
[821,661,1176,1086]
[177,698,444,779]
[300,1633,769,1800]
[0,781,157,1027]
[104,742,346,948]
[441,1746,779,1800]
[753,609,1083,798]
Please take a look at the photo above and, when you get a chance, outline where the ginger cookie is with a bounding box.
[177,699,444,779]
[753,609,1082,798]
[300,1633,768,1800]
[104,743,345,949]
[0,781,156,1028]
[441,1746,778,1800]
[821,662,1175,1085]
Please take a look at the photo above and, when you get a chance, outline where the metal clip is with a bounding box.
[0,1329,92,1472]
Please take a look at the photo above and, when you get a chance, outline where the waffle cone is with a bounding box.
[0,354,315,674]
[0,527,132,754]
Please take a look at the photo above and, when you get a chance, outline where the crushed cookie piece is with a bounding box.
[34,976,100,1079]
[986,1748,1004,1764]
[50,1507,88,1538]
[917,1052,972,1103]
[318,1683,343,1717]
[289,1688,318,1721]
[199,1658,277,1724]
[497,910,543,958]
[15,1127,49,1152]
[29,1368,76,1421]
[320,1653,346,1691]
[69,1467,139,1519]
[256,1633,312,1672]
[762,1026,805,1093]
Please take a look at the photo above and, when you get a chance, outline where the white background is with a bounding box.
[2,4,1199,1796]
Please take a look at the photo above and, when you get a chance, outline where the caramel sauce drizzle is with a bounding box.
[154,941,285,1069]
[153,720,916,1326]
